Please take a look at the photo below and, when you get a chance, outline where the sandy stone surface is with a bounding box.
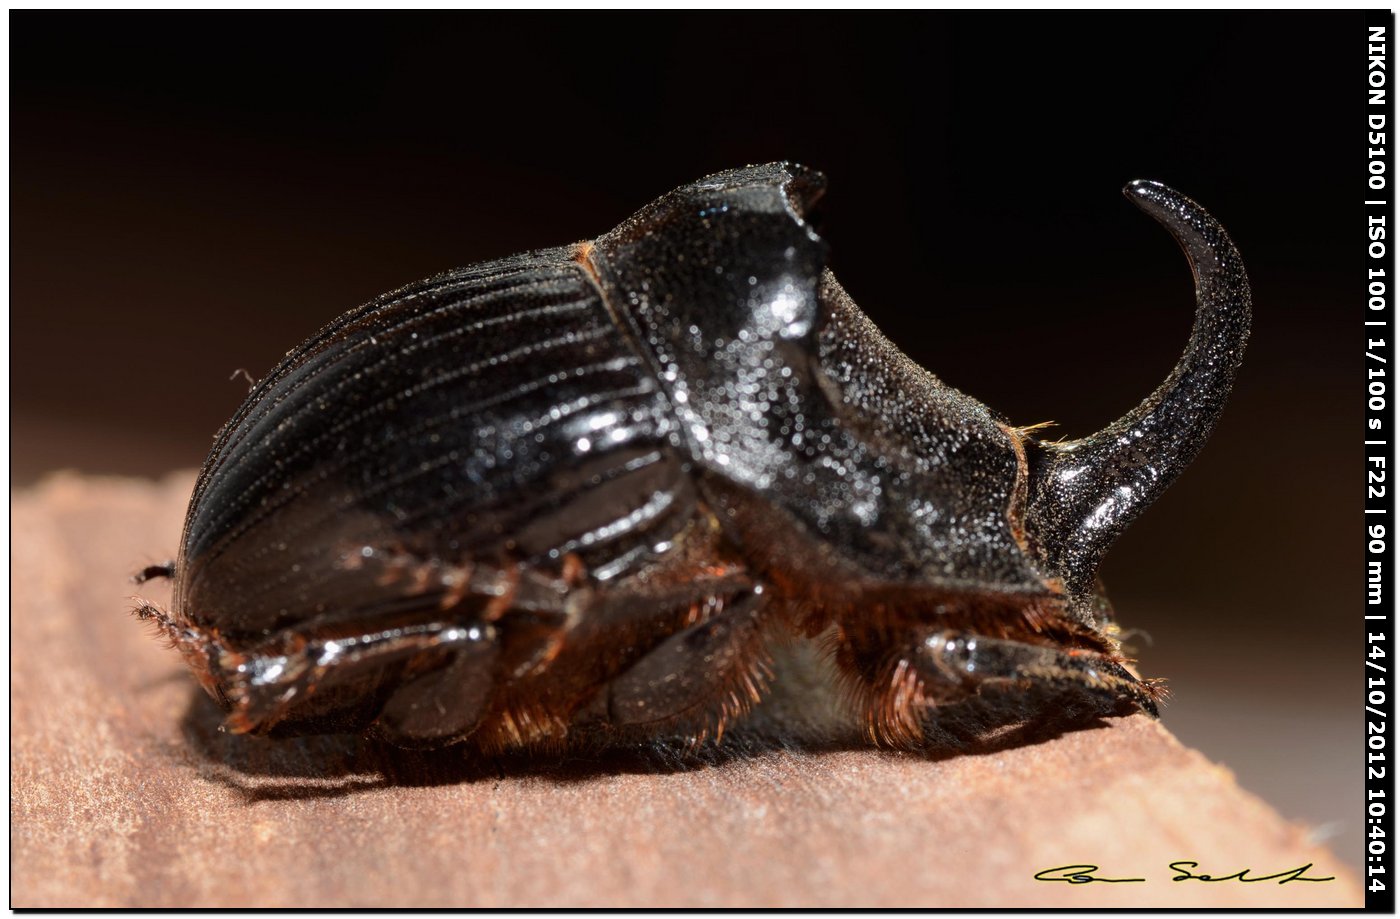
[10,472,1361,908]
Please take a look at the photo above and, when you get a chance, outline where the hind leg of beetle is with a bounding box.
[214,618,503,743]
[838,628,1162,747]
[135,596,499,738]
[230,550,588,745]
[600,586,772,745]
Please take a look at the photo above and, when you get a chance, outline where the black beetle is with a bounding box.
[136,163,1250,750]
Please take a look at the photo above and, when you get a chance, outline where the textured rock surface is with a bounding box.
[11,473,1359,908]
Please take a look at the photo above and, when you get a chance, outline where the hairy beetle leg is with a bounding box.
[601,586,773,745]
[133,598,225,699]
[850,630,1164,747]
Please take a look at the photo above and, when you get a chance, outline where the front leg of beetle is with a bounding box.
[921,631,1160,714]
[839,628,1163,747]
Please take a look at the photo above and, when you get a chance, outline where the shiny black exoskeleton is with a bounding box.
[136,164,1250,750]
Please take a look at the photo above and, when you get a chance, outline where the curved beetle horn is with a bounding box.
[1024,180,1252,598]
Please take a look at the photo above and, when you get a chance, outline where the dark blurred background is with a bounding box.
[13,12,1361,869]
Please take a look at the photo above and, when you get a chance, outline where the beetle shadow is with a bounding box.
[174,643,1134,803]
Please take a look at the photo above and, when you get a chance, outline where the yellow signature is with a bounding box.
[1034,862,1336,885]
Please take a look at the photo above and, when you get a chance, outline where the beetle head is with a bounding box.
[592,168,1249,626]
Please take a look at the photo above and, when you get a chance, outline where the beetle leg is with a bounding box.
[917,631,1162,713]
[221,555,588,744]
[371,628,504,746]
[841,629,1163,747]
[218,620,499,739]
[162,548,592,745]
[133,599,223,699]
[131,561,176,584]
[601,586,772,745]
